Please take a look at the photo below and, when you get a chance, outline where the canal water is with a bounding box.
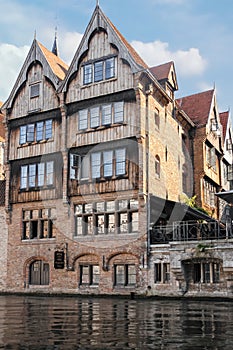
[0,295,232,349]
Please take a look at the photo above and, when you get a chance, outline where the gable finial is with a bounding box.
[52,26,59,56]
[34,30,37,40]
[96,0,99,7]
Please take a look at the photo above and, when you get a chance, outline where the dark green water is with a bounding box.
[0,295,231,349]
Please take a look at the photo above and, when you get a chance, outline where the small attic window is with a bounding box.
[30,83,40,98]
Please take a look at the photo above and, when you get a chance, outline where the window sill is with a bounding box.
[81,77,117,89]
[19,186,55,193]
[77,122,126,134]
[18,138,54,148]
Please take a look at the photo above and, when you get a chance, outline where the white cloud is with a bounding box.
[59,32,83,64]
[131,40,207,77]
[0,43,29,102]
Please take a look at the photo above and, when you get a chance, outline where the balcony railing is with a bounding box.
[150,221,231,244]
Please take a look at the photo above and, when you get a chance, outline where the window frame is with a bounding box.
[20,161,54,190]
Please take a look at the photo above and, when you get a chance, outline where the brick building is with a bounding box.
[1,5,233,297]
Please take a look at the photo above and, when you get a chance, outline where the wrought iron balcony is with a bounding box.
[150,220,231,244]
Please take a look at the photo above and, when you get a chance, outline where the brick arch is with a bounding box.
[108,252,140,266]
[73,253,100,269]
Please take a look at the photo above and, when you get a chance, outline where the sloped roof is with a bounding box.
[38,42,68,81]
[149,61,173,81]
[0,108,4,139]
[176,89,214,125]
[219,111,229,139]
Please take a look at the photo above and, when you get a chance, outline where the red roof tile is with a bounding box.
[149,61,173,81]
[38,42,69,81]
[176,89,214,125]
[219,111,229,139]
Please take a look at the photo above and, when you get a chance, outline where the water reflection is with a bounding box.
[0,295,231,349]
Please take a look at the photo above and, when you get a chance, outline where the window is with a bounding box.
[227,165,233,181]
[30,83,40,98]
[78,102,124,130]
[94,61,103,82]
[27,124,35,142]
[36,121,44,141]
[22,209,55,240]
[74,199,138,236]
[29,260,49,285]
[203,179,216,207]
[155,155,160,178]
[79,265,100,286]
[79,109,88,130]
[114,264,136,286]
[83,64,92,85]
[83,57,116,85]
[45,120,53,139]
[90,107,100,128]
[103,150,113,177]
[20,120,53,145]
[102,104,112,125]
[20,161,54,190]
[154,263,170,284]
[154,108,160,129]
[193,262,220,283]
[206,145,216,170]
[114,102,124,123]
[19,126,27,144]
[105,57,115,79]
[70,148,127,181]
[115,148,126,176]
[226,139,233,151]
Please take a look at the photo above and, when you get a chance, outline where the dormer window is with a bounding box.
[83,56,116,85]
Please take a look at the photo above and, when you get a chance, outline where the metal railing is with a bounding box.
[150,220,232,244]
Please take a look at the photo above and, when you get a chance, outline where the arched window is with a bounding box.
[29,260,50,285]
[155,155,160,178]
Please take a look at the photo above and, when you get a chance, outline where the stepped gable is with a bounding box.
[176,89,214,125]
[219,111,229,139]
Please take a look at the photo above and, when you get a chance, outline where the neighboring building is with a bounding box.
[1,5,233,298]
[0,102,5,180]
[177,89,223,219]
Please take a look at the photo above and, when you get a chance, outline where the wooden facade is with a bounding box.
[1,5,233,297]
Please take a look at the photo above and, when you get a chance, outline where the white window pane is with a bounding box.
[45,120,53,139]
[38,163,45,186]
[20,165,28,189]
[79,109,88,130]
[116,148,126,175]
[81,265,89,284]
[119,212,128,233]
[36,121,44,141]
[90,107,100,128]
[128,265,136,285]
[102,104,112,125]
[20,126,27,144]
[80,155,89,179]
[75,216,83,236]
[114,102,124,123]
[116,265,125,285]
[83,64,92,84]
[103,150,113,177]
[105,57,115,79]
[27,124,35,142]
[92,265,100,285]
[94,61,103,82]
[29,164,36,187]
[91,152,101,178]
[46,161,54,186]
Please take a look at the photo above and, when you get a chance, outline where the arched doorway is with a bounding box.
[29,260,50,285]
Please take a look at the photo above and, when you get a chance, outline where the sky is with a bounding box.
[0,0,233,112]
